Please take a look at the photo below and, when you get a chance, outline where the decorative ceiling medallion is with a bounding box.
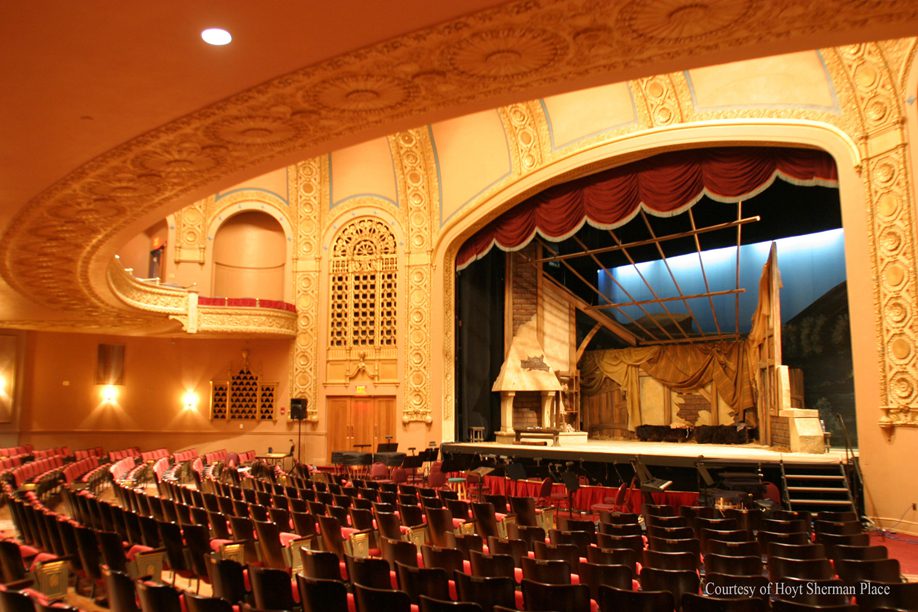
[573,26,616,52]
[84,173,161,199]
[47,197,127,222]
[135,144,222,174]
[209,115,300,146]
[618,0,757,43]
[310,74,415,113]
[446,28,568,80]
[411,70,459,94]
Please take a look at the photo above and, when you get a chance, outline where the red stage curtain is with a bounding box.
[456,147,838,269]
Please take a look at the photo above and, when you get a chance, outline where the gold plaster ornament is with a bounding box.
[391,129,436,425]
[828,42,918,428]
[291,158,323,422]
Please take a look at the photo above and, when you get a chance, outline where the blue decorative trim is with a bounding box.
[215,187,289,205]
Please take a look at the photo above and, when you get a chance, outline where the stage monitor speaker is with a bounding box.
[562,469,580,493]
[506,463,526,481]
[96,343,125,385]
[290,398,307,420]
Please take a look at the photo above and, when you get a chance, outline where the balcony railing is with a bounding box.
[107,257,297,336]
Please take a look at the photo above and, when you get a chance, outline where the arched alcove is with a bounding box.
[212,211,286,300]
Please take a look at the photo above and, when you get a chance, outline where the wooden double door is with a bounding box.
[327,395,396,460]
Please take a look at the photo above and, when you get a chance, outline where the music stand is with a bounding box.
[467,466,495,502]
[631,457,672,508]
[561,468,580,517]
[377,442,398,453]
[506,462,526,497]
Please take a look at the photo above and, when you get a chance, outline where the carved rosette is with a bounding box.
[635,75,684,127]
[499,102,544,174]
[392,129,434,424]
[834,42,918,427]
[174,199,208,264]
[292,158,322,422]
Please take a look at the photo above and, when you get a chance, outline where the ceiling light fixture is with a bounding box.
[201,28,232,46]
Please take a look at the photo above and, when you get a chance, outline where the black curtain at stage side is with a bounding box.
[456,249,505,442]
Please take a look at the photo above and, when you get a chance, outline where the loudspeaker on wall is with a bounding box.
[290,398,307,420]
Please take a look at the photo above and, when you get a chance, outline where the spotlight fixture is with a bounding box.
[201,27,232,46]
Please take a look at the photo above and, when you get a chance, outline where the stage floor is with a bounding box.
[442,438,854,468]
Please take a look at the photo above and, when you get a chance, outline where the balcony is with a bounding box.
[107,258,297,336]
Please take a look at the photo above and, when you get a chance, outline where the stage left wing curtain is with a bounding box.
[581,342,755,430]
[456,147,838,269]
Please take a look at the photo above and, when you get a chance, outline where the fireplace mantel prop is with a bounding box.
[492,318,587,446]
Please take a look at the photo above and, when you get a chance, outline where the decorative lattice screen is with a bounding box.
[210,367,276,421]
[329,218,397,348]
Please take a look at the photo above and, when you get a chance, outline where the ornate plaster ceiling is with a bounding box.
[1,0,917,332]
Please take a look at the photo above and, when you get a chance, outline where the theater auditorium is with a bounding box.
[1,2,917,610]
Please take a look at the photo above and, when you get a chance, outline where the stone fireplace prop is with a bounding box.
[492,318,587,446]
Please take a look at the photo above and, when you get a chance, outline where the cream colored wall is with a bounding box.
[330,138,398,207]
[541,82,637,148]
[687,51,838,110]
[219,168,289,202]
[430,110,511,224]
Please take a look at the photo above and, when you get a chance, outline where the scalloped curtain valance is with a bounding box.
[456,147,838,270]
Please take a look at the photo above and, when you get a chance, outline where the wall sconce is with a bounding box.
[0,374,8,399]
[182,390,199,412]
[100,384,119,405]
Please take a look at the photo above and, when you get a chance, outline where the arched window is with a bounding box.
[329,218,397,348]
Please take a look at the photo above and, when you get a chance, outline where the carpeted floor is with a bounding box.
[871,530,918,579]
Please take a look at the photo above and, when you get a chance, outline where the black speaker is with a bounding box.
[506,463,526,481]
[290,398,307,420]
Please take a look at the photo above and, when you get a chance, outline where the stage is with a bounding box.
[442,438,853,469]
[442,438,858,514]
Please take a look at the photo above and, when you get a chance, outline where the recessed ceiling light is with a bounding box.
[201,28,232,46]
